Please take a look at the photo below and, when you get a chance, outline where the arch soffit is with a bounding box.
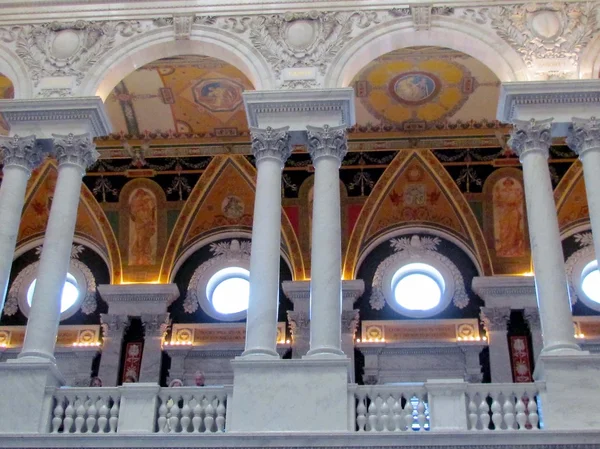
[20,160,122,283]
[554,160,583,211]
[78,26,273,100]
[343,149,492,279]
[159,155,305,283]
[0,44,32,99]
[325,17,529,88]
[579,34,600,79]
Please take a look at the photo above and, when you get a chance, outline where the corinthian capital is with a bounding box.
[141,313,171,338]
[52,133,99,171]
[567,117,600,157]
[523,307,541,331]
[250,126,291,165]
[508,118,553,161]
[306,124,348,164]
[0,135,43,173]
[100,313,130,337]
[480,307,511,332]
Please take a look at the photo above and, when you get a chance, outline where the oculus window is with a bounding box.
[27,272,80,314]
[206,267,250,315]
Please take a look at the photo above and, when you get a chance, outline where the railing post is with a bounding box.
[117,383,161,433]
[425,379,468,431]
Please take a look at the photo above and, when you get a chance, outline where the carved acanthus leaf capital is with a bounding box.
[250,126,292,165]
[0,135,43,173]
[100,313,130,336]
[287,310,310,338]
[480,307,511,332]
[141,313,171,338]
[306,124,348,164]
[341,309,360,336]
[523,307,541,331]
[52,133,99,171]
[508,118,553,161]
[567,117,600,157]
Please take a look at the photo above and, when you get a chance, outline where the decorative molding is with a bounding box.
[567,117,600,156]
[141,313,171,338]
[14,20,142,85]
[306,124,348,163]
[471,276,536,309]
[411,5,431,31]
[36,87,73,98]
[0,134,43,172]
[173,15,193,40]
[370,235,469,312]
[52,132,99,170]
[508,118,552,160]
[565,232,594,306]
[249,126,292,165]
[480,307,511,332]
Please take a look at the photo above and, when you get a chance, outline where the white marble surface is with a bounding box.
[534,352,600,429]
[139,337,163,383]
[229,358,350,432]
[0,359,64,433]
[425,379,468,431]
[117,382,161,433]
[97,284,179,316]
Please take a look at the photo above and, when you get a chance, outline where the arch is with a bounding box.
[0,44,33,99]
[325,17,529,88]
[78,26,274,100]
[343,149,493,279]
[580,34,600,79]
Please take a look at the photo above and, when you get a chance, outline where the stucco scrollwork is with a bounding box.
[370,235,469,312]
[15,20,142,86]
[565,232,595,306]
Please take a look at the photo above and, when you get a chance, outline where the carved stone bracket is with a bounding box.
[0,135,43,173]
[480,307,511,333]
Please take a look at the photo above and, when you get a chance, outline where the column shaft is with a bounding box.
[19,133,98,362]
[481,307,512,383]
[509,119,579,354]
[139,313,170,382]
[243,127,291,358]
[306,125,347,357]
[0,136,41,312]
[98,314,130,386]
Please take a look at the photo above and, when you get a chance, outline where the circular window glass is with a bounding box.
[27,273,79,313]
[206,267,250,315]
[392,263,444,311]
[581,261,600,304]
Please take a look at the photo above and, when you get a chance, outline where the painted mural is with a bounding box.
[492,177,526,258]
[0,73,14,135]
[128,188,158,266]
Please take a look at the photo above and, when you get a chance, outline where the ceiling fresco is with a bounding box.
[0,73,13,135]
[104,55,254,138]
[351,47,501,132]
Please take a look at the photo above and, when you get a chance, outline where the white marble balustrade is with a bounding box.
[466,383,541,431]
[156,387,228,434]
[50,388,120,434]
[353,384,429,432]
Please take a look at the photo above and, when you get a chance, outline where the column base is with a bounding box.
[239,347,280,359]
[16,350,56,364]
[305,347,346,358]
[0,359,64,433]
[533,351,600,429]
[228,358,350,432]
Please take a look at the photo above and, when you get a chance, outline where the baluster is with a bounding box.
[180,395,191,433]
[192,397,203,432]
[403,395,414,431]
[109,397,119,433]
[367,393,378,431]
[515,396,527,430]
[74,397,86,433]
[169,396,181,433]
[86,396,98,433]
[391,393,402,432]
[97,398,109,433]
[356,391,367,431]
[157,397,169,433]
[503,394,515,430]
[416,396,426,431]
[51,397,64,434]
[380,394,390,432]
[468,396,478,430]
[203,396,215,433]
[527,395,539,429]
[216,393,226,432]
[63,397,75,433]
[479,394,491,430]
[490,393,503,430]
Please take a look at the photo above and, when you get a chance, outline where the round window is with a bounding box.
[27,272,80,314]
[206,267,250,315]
[391,263,445,312]
[581,260,600,304]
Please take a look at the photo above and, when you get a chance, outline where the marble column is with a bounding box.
[480,307,512,383]
[98,314,130,387]
[524,307,543,362]
[0,135,43,313]
[139,313,170,383]
[567,117,600,268]
[242,127,291,358]
[18,133,99,362]
[509,119,580,354]
[306,125,348,357]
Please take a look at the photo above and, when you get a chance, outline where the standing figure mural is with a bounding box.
[128,188,157,265]
[493,177,526,258]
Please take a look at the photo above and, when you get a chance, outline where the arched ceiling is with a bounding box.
[0,73,14,135]
[104,55,254,138]
[350,46,501,132]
